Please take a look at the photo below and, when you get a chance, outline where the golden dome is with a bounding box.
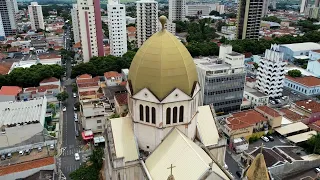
[128,17,198,100]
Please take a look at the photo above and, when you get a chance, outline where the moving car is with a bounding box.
[50,144,55,150]
[261,136,269,142]
[74,153,80,161]
[267,136,274,141]
[73,93,77,98]
[63,107,66,111]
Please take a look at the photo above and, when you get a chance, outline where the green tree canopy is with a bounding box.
[56,91,69,101]
[288,70,302,77]
[262,16,281,23]
[186,19,217,42]
[186,42,219,57]
[209,10,220,16]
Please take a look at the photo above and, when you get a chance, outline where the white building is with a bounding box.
[71,4,80,44]
[108,0,127,56]
[169,0,186,21]
[157,20,176,34]
[104,71,123,87]
[279,42,320,62]
[186,4,215,16]
[0,0,17,36]
[244,85,269,107]
[81,99,108,133]
[136,0,158,47]
[28,2,44,30]
[256,44,287,98]
[300,0,309,13]
[77,0,104,62]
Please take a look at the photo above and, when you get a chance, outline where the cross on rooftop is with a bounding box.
[167,164,176,176]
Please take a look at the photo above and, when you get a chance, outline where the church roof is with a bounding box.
[246,153,269,180]
[145,128,229,180]
[110,117,139,162]
[197,105,219,146]
[128,17,198,100]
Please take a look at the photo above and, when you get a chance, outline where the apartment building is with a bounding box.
[157,20,176,34]
[185,4,215,16]
[28,2,44,30]
[108,0,127,56]
[0,0,17,36]
[300,0,309,13]
[194,45,246,115]
[256,44,287,98]
[71,4,80,44]
[136,0,158,47]
[77,0,104,62]
[168,0,186,21]
[81,99,107,133]
[236,0,263,39]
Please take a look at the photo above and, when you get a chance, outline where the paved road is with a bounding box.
[225,152,241,180]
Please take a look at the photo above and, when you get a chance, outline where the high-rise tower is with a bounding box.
[168,0,186,21]
[71,4,80,44]
[0,0,17,36]
[28,2,44,30]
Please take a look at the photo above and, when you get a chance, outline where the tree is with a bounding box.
[216,20,227,31]
[209,10,220,16]
[186,19,217,42]
[56,92,69,101]
[305,133,320,154]
[253,62,259,70]
[288,69,302,77]
[110,113,120,119]
[262,16,281,23]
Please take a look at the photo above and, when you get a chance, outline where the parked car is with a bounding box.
[73,93,77,98]
[291,91,297,95]
[74,117,78,122]
[268,136,274,141]
[74,113,78,118]
[315,167,320,173]
[7,153,12,159]
[63,107,66,111]
[281,96,287,100]
[37,147,42,152]
[1,154,5,160]
[275,99,281,103]
[270,100,275,105]
[19,150,24,156]
[236,171,242,178]
[261,136,269,142]
[25,149,31,155]
[73,107,77,111]
[50,144,55,150]
[74,153,80,161]
[75,130,79,137]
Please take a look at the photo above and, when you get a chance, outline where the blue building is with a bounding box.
[307,50,320,77]
[284,76,320,96]
[279,42,320,62]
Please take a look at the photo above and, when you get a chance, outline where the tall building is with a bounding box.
[28,2,44,30]
[136,0,158,47]
[195,45,246,115]
[256,44,287,98]
[186,4,215,16]
[157,20,176,34]
[71,4,80,44]
[300,0,309,13]
[236,0,263,40]
[12,0,18,13]
[271,0,276,9]
[108,0,127,56]
[168,0,186,21]
[315,0,320,7]
[0,0,17,36]
[77,0,104,62]
[262,0,270,16]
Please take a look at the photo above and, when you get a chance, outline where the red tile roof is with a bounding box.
[77,74,92,79]
[40,77,59,84]
[38,85,59,92]
[227,110,267,130]
[38,54,61,60]
[295,100,320,113]
[246,77,256,82]
[115,93,128,105]
[7,47,19,52]
[104,71,121,79]
[285,75,320,87]
[312,49,320,53]
[256,106,281,117]
[280,108,308,121]
[0,63,12,75]
[120,81,127,86]
[0,157,54,176]
[24,87,38,92]
[79,90,96,96]
[78,82,99,88]
[73,42,81,48]
[0,86,22,96]
[76,77,99,84]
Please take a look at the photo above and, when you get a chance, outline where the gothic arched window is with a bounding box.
[179,106,184,122]
[139,105,143,121]
[151,107,156,124]
[146,106,150,123]
[173,107,178,123]
[166,108,171,124]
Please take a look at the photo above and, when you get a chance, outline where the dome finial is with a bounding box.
[159,15,167,31]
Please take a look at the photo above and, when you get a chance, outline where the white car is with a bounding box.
[50,144,55,150]
[74,113,78,118]
[261,136,269,142]
[74,153,80,161]
[63,107,66,111]
[74,117,78,122]
[73,93,77,98]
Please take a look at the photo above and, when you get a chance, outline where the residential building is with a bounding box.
[114,93,128,115]
[121,68,129,81]
[300,0,309,13]
[157,20,176,34]
[77,0,104,62]
[244,85,269,107]
[126,26,136,42]
[306,6,320,19]
[232,137,249,153]
[279,42,320,62]
[28,2,44,30]
[292,99,320,117]
[104,71,122,87]
[185,4,215,16]
[284,76,320,96]
[168,0,186,21]
[108,0,127,57]
[262,0,270,17]
[256,44,287,98]
[280,108,308,122]
[221,109,268,140]
[255,105,282,128]
[136,0,158,47]
[0,86,22,102]
[236,0,263,39]
[221,26,236,40]
[194,45,246,115]
[0,0,17,36]
[307,49,320,77]
[76,74,101,93]
[71,4,80,44]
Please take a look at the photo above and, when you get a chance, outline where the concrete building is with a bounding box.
[0,0,17,36]
[168,0,186,21]
[80,99,107,133]
[256,44,287,98]
[136,0,158,47]
[185,4,215,16]
[236,0,263,39]
[307,50,320,77]
[284,76,320,96]
[126,26,136,42]
[300,0,309,13]
[194,45,246,115]
[244,85,269,107]
[157,19,176,34]
[262,0,270,17]
[306,6,320,19]
[279,42,320,62]
[121,68,129,81]
[0,86,22,102]
[107,0,127,56]
[77,0,104,62]
[255,105,282,128]
[104,71,123,87]
[71,4,80,44]
[28,2,44,30]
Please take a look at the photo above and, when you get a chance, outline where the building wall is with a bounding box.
[28,2,44,30]
[284,79,320,96]
[105,76,123,87]
[136,0,158,47]
[0,95,16,102]
[71,4,81,44]
[279,46,312,62]
[82,116,105,133]
[168,0,186,21]
[243,91,269,107]
[0,0,17,36]
[186,4,213,16]
[307,50,320,77]
[223,125,253,139]
[108,2,127,57]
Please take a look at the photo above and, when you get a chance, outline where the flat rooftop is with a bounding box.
[194,57,230,71]
[227,52,242,56]
[245,86,268,97]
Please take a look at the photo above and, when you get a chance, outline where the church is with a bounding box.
[104,16,232,180]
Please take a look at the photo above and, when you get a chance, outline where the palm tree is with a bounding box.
[308,133,320,154]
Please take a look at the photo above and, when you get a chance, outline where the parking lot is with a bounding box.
[283,168,318,180]
[0,147,55,166]
[247,134,289,152]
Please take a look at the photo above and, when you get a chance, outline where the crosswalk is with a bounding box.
[62,147,81,156]
[62,164,80,175]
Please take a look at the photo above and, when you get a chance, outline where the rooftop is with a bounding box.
[226,110,267,130]
[275,122,309,136]
[197,105,219,146]
[295,100,320,113]
[280,42,320,52]
[78,82,99,88]
[104,71,122,79]
[76,76,100,84]
[256,106,281,117]
[245,86,268,97]
[77,74,92,79]
[250,148,286,167]
[38,54,61,60]
[114,93,128,106]
[40,77,59,84]
[0,98,47,127]
[0,62,12,75]
[279,108,308,121]
[286,131,317,143]
[285,75,320,87]
[0,86,22,96]
[194,57,230,72]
